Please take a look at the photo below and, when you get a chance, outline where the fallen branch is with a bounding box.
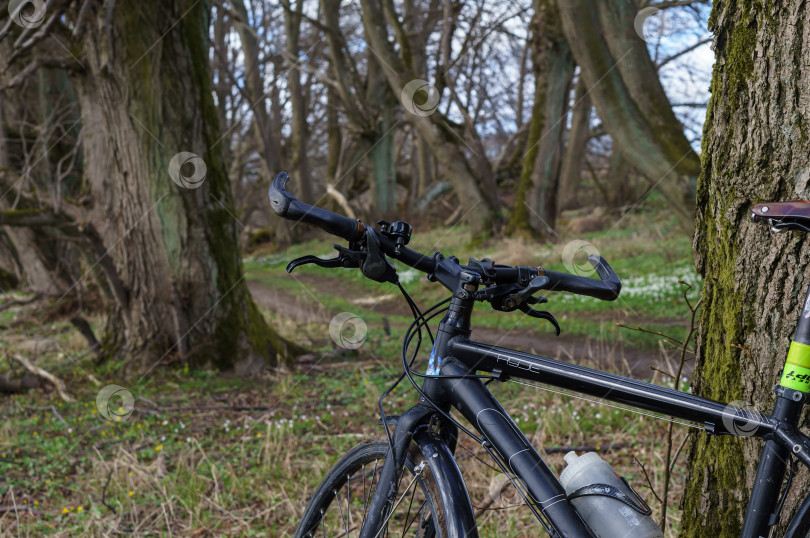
[11,354,74,402]
[0,372,40,394]
[0,293,50,311]
[0,505,48,515]
[325,184,355,219]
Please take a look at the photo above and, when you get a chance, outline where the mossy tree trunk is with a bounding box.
[684,2,810,535]
[507,0,572,237]
[70,0,294,373]
[558,77,591,211]
[367,105,397,216]
[557,0,700,233]
[366,54,397,216]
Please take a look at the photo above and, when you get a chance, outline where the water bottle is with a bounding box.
[559,451,664,538]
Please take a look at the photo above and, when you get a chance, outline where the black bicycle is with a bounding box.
[269,172,810,537]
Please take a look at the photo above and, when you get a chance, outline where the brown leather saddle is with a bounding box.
[751,201,810,232]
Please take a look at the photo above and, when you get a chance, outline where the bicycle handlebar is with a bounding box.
[269,172,364,242]
[544,257,622,301]
[269,172,621,300]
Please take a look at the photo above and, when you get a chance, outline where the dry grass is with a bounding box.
[0,332,691,537]
[1,213,697,536]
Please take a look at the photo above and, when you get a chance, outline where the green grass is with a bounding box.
[1,198,698,535]
[0,352,692,536]
[245,203,700,351]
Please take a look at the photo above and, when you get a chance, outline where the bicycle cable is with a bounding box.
[400,312,486,445]
[378,289,450,456]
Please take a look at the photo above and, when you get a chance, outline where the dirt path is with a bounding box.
[248,276,693,381]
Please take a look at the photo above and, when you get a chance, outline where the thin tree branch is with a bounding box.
[657,37,711,70]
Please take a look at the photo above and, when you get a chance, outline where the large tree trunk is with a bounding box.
[557,0,700,233]
[558,77,590,211]
[71,0,292,372]
[283,0,313,202]
[508,0,572,237]
[366,55,397,215]
[684,2,810,535]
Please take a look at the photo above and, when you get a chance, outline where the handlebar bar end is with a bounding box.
[269,171,294,217]
[587,254,621,301]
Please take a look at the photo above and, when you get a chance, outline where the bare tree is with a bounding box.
[0,0,296,371]
[508,0,572,236]
[557,0,700,232]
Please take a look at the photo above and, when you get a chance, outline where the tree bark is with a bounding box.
[283,0,313,201]
[69,0,294,372]
[326,84,342,180]
[558,77,591,211]
[357,0,495,234]
[366,54,397,215]
[557,0,700,233]
[508,0,572,237]
[684,2,810,535]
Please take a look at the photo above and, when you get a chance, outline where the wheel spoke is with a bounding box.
[362,458,380,529]
[298,445,440,538]
[373,461,426,538]
[347,474,352,535]
[321,508,326,538]
[401,485,420,538]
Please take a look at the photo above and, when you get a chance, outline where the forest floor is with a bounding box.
[0,199,702,536]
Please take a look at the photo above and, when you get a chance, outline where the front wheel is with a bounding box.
[295,439,448,538]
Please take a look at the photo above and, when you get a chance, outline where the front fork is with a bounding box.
[741,284,810,537]
[359,271,478,538]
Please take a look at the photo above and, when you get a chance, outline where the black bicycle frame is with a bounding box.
[362,272,810,538]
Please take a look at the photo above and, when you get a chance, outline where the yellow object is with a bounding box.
[780,341,810,392]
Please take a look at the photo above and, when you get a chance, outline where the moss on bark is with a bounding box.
[684,0,810,533]
[71,0,293,373]
[507,85,545,236]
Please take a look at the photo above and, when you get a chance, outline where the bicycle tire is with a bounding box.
[295,439,448,538]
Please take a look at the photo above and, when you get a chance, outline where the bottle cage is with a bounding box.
[566,476,653,516]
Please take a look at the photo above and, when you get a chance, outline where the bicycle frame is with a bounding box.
[269,173,810,536]
[361,275,810,538]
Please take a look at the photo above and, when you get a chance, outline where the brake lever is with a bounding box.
[518,303,561,336]
[286,244,363,273]
[286,254,342,272]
